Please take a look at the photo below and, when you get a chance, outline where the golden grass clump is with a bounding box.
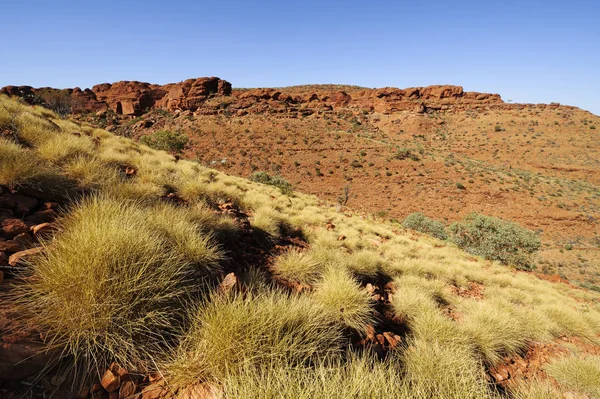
[509,379,566,399]
[251,206,289,237]
[37,133,94,163]
[0,94,25,126]
[459,299,532,365]
[540,303,600,339]
[220,353,407,399]
[62,155,121,190]
[401,339,494,399]
[0,138,43,187]
[16,195,221,375]
[312,267,373,332]
[15,111,59,146]
[544,355,600,397]
[391,281,440,322]
[272,249,322,285]
[104,180,166,202]
[146,203,223,273]
[168,290,343,387]
[344,249,386,279]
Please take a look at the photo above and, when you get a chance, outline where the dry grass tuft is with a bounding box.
[15,195,221,378]
[168,290,343,387]
[272,249,322,285]
[401,339,494,399]
[313,267,373,332]
[0,138,43,187]
[544,355,600,397]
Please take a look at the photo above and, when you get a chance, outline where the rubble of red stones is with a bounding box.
[0,185,62,279]
[0,185,64,397]
[353,281,406,357]
[489,336,600,390]
[451,281,485,300]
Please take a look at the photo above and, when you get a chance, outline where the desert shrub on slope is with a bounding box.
[249,170,293,195]
[402,212,448,240]
[449,212,541,269]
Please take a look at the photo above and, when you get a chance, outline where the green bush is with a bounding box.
[402,212,448,240]
[449,213,541,269]
[394,147,420,161]
[140,130,188,153]
[250,171,293,195]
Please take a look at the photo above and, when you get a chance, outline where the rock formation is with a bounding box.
[3,77,571,117]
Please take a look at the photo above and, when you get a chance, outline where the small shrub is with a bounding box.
[402,212,448,240]
[350,159,362,168]
[249,171,293,195]
[449,213,541,269]
[564,243,573,251]
[34,88,80,118]
[140,130,188,153]
[494,125,503,132]
[456,182,466,190]
[394,147,420,161]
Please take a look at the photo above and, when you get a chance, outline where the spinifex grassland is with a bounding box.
[1,94,600,398]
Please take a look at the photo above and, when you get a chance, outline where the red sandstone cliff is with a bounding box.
[3,77,570,117]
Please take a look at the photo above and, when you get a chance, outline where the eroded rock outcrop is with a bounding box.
[5,78,575,118]
[2,77,231,116]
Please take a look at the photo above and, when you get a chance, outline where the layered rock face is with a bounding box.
[6,77,560,117]
[232,85,504,115]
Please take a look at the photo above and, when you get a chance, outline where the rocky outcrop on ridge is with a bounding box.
[1,77,232,116]
[2,77,574,117]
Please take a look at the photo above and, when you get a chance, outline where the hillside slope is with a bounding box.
[16,77,596,288]
[1,95,600,398]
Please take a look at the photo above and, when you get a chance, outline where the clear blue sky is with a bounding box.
[2,0,599,114]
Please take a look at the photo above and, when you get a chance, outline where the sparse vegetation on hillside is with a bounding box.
[0,94,599,398]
